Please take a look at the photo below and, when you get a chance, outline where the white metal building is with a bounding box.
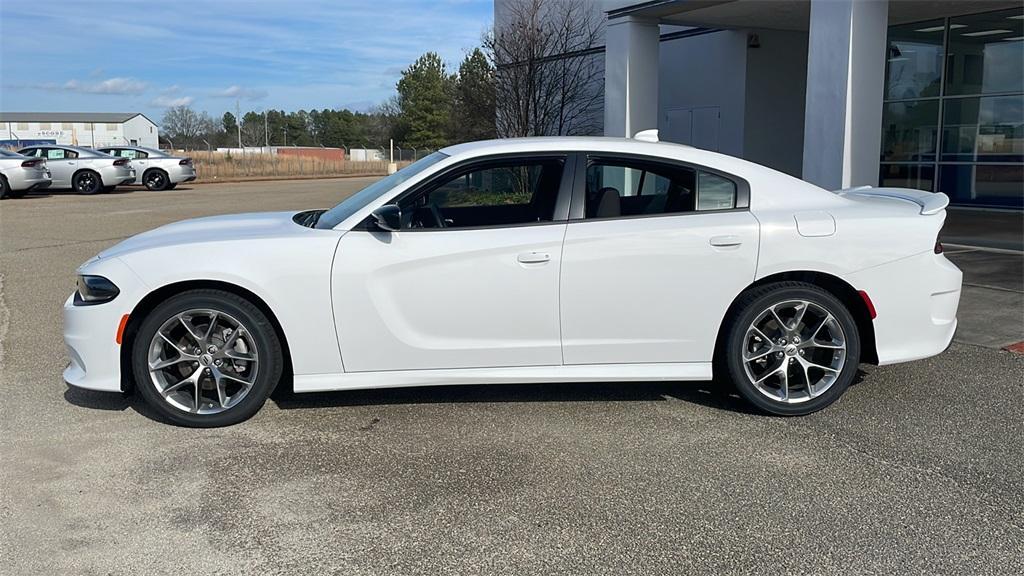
[495,0,1023,245]
[0,112,159,148]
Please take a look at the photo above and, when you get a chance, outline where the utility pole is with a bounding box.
[264,111,269,148]
[235,100,242,149]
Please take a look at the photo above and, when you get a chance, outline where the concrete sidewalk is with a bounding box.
[944,247,1023,349]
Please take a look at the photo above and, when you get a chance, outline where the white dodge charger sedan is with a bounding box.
[64,133,962,427]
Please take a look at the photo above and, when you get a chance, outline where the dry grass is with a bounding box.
[184,151,410,183]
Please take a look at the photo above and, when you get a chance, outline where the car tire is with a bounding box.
[132,289,284,427]
[73,170,102,195]
[144,169,169,191]
[0,175,17,199]
[722,281,860,416]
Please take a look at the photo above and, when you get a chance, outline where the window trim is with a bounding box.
[356,152,576,232]
[569,152,750,222]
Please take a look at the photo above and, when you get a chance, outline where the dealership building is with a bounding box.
[0,112,159,149]
[496,0,1023,246]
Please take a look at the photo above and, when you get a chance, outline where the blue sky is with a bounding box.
[0,0,493,122]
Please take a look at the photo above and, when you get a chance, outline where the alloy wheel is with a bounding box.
[146,171,166,189]
[740,299,847,404]
[147,309,259,414]
[76,172,98,193]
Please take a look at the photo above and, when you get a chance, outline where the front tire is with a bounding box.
[723,282,860,416]
[144,169,169,191]
[73,170,102,195]
[132,289,283,427]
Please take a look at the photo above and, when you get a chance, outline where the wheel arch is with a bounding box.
[119,279,294,393]
[73,168,104,186]
[713,270,878,367]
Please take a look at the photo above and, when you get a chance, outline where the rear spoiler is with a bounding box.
[835,186,949,215]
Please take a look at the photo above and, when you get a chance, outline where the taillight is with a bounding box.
[934,240,944,254]
[179,158,192,165]
[113,158,129,166]
[20,159,41,168]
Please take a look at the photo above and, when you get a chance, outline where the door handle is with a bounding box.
[709,235,742,247]
[517,251,551,264]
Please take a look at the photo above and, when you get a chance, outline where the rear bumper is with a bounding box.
[168,165,197,184]
[7,170,52,191]
[845,251,962,365]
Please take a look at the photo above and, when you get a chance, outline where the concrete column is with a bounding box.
[604,16,660,138]
[802,0,888,189]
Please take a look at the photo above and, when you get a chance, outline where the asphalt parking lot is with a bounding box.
[2,180,1023,575]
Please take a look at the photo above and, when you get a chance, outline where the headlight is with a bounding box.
[74,275,120,305]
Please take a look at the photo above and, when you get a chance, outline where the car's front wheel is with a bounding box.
[723,282,860,416]
[132,289,283,427]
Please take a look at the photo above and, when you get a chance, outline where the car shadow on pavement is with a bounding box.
[270,380,763,415]
[63,370,868,423]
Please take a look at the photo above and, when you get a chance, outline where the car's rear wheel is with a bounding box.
[723,282,860,416]
[132,289,283,427]
[73,170,102,195]
[144,169,169,191]
[0,175,17,199]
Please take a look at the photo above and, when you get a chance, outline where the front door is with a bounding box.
[332,155,571,372]
[560,154,759,365]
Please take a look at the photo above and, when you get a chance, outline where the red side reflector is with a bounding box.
[858,290,877,320]
[934,240,944,254]
[116,314,130,345]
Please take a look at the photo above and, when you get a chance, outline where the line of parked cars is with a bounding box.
[0,144,196,199]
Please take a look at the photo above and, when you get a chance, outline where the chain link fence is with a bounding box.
[185,151,415,183]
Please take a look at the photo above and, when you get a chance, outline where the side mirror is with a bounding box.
[370,204,401,232]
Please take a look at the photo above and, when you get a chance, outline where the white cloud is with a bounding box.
[160,84,182,94]
[39,77,148,95]
[211,85,267,100]
[152,95,195,107]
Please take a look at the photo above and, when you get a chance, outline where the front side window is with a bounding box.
[398,158,564,229]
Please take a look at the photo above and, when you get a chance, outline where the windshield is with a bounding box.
[315,151,448,229]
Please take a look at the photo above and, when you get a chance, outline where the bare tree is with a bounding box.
[161,105,217,150]
[486,0,603,137]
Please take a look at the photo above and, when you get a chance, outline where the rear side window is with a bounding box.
[46,149,67,160]
[584,156,740,219]
[585,159,696,218]
[697,171,737,210]
[398,158,564,229]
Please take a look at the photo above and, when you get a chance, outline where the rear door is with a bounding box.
[559,153,759,365]
[332,154,573,372]
[44,148,77,187]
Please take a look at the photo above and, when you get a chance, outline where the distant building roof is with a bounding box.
[0,112,156,125]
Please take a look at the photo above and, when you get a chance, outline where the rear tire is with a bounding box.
[73,170,102,195]
[0,176,14,199]
[722,282,860,416]
[144,169,169,191]
[132,289,283,427]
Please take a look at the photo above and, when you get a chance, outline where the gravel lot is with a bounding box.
[2,180,1022,575]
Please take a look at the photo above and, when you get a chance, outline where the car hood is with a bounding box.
[97,211,304,260]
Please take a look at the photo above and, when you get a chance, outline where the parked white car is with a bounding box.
[97,146,196,191]
[64,133,962,427]
[0,148,51,198]
[17,145,135,194]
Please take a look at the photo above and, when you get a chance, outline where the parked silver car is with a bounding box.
[98,146,197,191]
[16,145,135,195]
[0,149,52,199]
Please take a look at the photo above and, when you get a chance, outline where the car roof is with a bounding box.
[23,145,111,157]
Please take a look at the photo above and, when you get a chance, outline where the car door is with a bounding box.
[559,153,759,365]
[332,154,573,372]
[121,149,146,183]
[44,148,77,187]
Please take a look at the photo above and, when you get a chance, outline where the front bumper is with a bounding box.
[846,250,963,365]
[63,257,148,392]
